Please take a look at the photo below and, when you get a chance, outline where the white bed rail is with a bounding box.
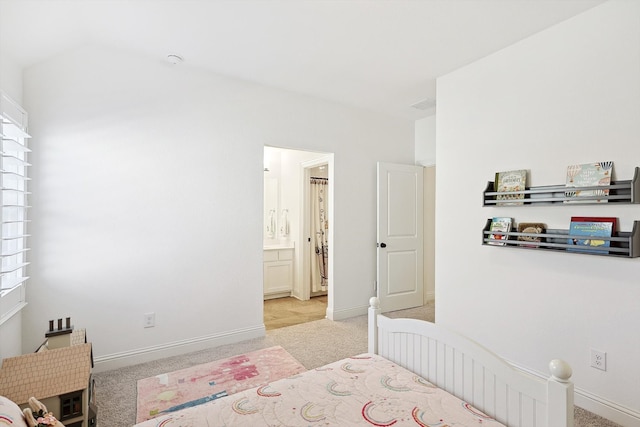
[368,297,574,427]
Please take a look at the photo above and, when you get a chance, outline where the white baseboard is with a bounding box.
[510,361,640,427]
[424,292,435,303]
[263,291,292,300]
[327,298,436,321]
[325,304,368,321]
[574,389,640,427]
[92,325,265,373]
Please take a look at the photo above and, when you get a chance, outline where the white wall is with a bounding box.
[423,165,435,302]
[0,295,22,361]
[436,1,640,425]
[415,116,436,303]
[415,115,436,166]
[0,50,24,362]
[22,45,414,371]
[0,50,23,104]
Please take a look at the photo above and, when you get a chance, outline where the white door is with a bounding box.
[377,162,424,313]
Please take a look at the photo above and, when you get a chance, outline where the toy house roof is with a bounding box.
[0,343,92,404]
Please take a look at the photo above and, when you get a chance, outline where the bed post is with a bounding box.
[368,297,380,354]
[547,359,574,427]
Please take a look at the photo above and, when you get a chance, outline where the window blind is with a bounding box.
[0,92,30,319]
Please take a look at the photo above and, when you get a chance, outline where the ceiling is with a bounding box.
[0,0,605,120]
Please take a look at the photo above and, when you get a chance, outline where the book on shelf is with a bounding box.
[567,220,614,253]
[517,222,545,248]
[494,169,527,206]
[570,216,618,234]
[487,217,512,246]
[564,161,613,203]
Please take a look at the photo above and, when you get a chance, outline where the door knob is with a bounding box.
[379,243,387,248]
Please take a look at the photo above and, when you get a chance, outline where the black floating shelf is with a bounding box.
[482,219,640,258]
[483,167,640,206]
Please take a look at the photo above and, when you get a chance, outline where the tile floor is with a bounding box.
[263,295,327,330]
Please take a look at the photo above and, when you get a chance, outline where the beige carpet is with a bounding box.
[94,301,620,427]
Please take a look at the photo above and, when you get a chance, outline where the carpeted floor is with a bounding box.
[94,300,621,427]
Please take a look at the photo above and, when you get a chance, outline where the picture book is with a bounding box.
[567,220,613,253]
[495,170,527,206]
[517,222,545,248]
[564,161,613,203]
[487,217,512,246]
[570,216,617,234]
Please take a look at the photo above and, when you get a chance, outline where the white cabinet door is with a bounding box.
[264,261,293,294]
[263,249,294,296]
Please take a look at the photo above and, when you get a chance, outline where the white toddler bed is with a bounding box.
[368,297,574,427]
[134,297,574,427]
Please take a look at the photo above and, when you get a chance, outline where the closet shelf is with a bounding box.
[482,219,640,258]
[483,167,640,206]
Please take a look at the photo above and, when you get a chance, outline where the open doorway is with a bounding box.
[263,146,334,330]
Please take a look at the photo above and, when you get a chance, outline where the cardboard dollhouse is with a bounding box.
[0,318,97,427]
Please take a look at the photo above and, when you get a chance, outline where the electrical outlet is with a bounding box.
[590,349,606,371]
[144,312,155,328]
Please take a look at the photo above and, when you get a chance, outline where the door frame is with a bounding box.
[300,155,334,314]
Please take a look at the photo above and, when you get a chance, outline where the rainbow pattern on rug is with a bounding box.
[135,346,306,423]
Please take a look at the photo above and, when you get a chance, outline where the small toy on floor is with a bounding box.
[23,397,65,427]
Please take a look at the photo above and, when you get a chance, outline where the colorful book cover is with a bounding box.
[567,221,613,253]
[495,170,527,206]
[570,216,617,234]
[564,161,613,203]
[488,217,512,246]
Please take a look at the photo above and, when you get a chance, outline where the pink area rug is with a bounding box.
[135,346,306,423]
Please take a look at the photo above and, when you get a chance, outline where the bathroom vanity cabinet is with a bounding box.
[263,247,294,299]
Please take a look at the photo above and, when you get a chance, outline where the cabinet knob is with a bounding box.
[379,243,387,248]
